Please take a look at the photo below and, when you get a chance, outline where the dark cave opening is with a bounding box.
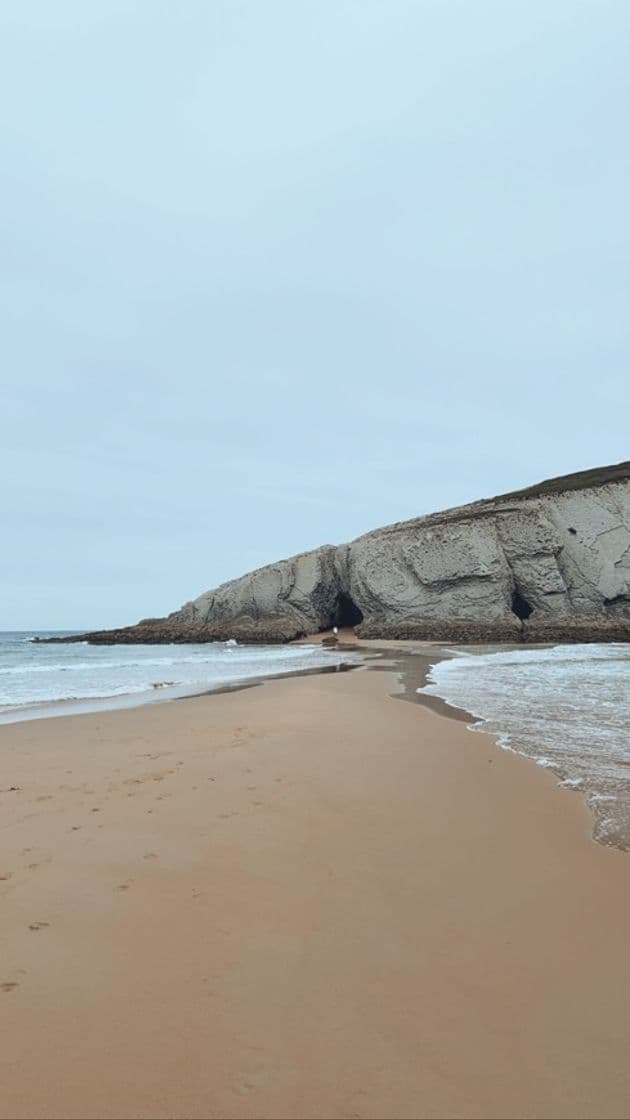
[511,588,534,620]
[333,592,364,628]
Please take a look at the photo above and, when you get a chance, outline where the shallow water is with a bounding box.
[419,644,630,850]
[0,631,361,722]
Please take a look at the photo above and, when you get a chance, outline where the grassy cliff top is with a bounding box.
[496,459,630,501]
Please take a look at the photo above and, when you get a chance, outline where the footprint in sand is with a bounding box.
[230,728,252,748]
[232,1068,271,1096]
[27,856,52,871]
[28,921,50,932]
[1,982,19,993]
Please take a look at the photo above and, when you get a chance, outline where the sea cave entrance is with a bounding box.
[333,592,364,629]
[511,588,533,620]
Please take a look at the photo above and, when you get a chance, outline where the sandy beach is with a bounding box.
[2,648,630,1120]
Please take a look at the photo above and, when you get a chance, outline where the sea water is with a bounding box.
[0,632,360,723]
[420,644,630,850]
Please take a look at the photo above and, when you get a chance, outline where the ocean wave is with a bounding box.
[0,637,360,722]
[420,643,630,850]
[0,649,307,675]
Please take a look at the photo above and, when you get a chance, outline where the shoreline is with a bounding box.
[3,632,615,848]
[0,630,470,730]
[0,627,594,736]
[3,647,630,1118]
[4,633,625,851]
[0,639,367,727]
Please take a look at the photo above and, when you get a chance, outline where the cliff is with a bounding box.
[51,461,630,645]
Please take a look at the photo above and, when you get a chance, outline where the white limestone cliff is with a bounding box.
[168,462,630,642]
[54,461,630,645]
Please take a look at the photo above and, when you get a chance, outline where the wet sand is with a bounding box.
[2,650,630,1119]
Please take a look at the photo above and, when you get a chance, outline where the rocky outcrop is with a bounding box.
[45,461,630,645]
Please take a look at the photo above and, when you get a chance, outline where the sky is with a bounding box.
[1,0,629,629]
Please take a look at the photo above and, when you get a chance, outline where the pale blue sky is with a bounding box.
[1,0,628,628]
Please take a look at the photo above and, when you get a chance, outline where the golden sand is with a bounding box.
[1,652,630,1119]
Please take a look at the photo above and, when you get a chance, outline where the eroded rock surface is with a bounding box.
[48,461,630,644]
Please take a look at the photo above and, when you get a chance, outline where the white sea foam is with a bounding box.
[419,644,630,849]
[0,632,362,722]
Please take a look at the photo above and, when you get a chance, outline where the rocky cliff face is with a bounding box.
[61,461,630,644]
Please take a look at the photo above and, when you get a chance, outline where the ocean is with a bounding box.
[0,632,360,723]
[420,643,630,850]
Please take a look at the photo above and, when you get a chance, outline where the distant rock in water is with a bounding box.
[44,461,630,645]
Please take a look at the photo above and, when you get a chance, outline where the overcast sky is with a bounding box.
[1,0,628,629]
